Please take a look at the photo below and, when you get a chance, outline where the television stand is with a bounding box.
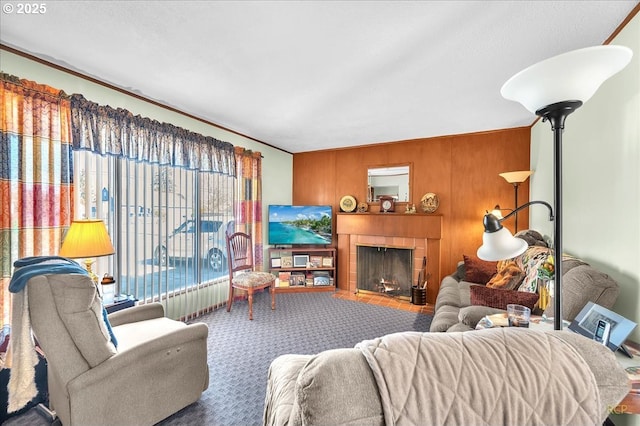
[268,247,336,293]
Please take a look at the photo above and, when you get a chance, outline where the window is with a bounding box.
[73,150,234,318]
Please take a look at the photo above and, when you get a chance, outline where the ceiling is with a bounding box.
[1,1,637,153]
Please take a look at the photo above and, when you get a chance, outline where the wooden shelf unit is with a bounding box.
[268,247,336,293]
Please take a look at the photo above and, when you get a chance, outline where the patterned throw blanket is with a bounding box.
[356,329,601,425]
[6,256,87,412]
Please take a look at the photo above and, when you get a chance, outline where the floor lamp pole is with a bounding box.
[536,100,582,331]
[513,183,519,232]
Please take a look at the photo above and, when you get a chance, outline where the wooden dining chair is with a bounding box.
[225,222,275,320]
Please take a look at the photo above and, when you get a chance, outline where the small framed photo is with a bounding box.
[293,255,310,268]
[309,256,322,268]
[290,273,306,286]
[569,301,637,352]
[271,257,282,268]
[281,256,293,268]
[322,257,334,267]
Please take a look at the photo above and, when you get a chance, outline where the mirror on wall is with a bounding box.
[367,164,410,203]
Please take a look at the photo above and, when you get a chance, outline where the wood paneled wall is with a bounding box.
[293,127,531,286]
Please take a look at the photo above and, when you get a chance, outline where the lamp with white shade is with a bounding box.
[478,200,554,262]
[479,45,632,331]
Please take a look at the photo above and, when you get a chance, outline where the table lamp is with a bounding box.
[482,45,632,330]
[59,219,115,285]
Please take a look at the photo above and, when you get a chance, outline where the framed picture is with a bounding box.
[278,271,291,287]
[322,257,334,267]
[281,256,293,268]
[569,301,637,353]
[309,256,322,268]
[313,271,331,286]
[271,257,281,268]
[290,273,306,286]
[293,255,309,268]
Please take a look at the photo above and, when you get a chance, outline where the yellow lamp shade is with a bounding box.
[59,219,115,258]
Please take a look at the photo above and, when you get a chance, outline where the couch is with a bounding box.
[17,270,209,425]
[264,328,630,426]
[429,232,620,333]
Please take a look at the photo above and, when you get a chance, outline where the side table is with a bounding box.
[612,341,640,416]
[104,294,137,314]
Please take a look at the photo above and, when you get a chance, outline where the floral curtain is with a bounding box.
[0,74,74,331]
[234,147,264,269]
[69,94,236,174]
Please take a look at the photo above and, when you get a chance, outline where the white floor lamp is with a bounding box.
[480,45,632,331]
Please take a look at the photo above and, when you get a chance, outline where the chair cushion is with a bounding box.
[112,317,187,351]
[232,271,274,288]
[49,274,116,367]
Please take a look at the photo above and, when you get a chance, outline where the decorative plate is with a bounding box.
[357,202,369,213]
[339,195,357,212]
[420,193,440,213]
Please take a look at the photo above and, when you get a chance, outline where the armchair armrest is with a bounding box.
[107,302,164,327]
[458,305,505,327]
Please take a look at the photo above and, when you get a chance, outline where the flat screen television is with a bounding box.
[268,205,332,246]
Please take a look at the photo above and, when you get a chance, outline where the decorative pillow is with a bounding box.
[470,285,539,311]
[463,255,497,284]
[486,261,525,290]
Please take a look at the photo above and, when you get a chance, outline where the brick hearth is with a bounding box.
[336,213,442,304]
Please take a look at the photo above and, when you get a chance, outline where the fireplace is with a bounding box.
[336,213,442,304]
[357,244,413,299]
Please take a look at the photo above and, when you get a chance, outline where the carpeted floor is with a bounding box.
[4,291,432,426]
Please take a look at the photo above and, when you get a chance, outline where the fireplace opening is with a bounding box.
[356,244,413,300]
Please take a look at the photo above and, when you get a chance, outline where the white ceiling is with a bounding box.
[0,1,637,153]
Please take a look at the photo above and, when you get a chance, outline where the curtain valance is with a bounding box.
[70,94,236,176]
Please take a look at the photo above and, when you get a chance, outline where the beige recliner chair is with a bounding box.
[26,273,209,425]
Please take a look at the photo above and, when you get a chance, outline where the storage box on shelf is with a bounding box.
[268,247,336,293]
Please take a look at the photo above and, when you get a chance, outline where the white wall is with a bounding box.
[530,13,639,425]
[0,49,294,253]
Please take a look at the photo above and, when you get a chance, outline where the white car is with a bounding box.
[153,219,229,271]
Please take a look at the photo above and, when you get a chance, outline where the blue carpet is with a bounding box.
[158,291,431,426]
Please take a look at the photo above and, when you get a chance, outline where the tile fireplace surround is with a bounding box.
[336,213,442,304]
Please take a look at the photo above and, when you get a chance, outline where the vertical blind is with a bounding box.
[72,143,235,320]
[69,94,237,320]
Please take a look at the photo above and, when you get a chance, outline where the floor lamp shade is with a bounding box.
[499,171,532,185]
[499,170,533,232]
[498,44,632,331]
[59,219,115,258]
[501,45,633,113]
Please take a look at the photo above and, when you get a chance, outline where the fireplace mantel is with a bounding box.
[336,213,443,304]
